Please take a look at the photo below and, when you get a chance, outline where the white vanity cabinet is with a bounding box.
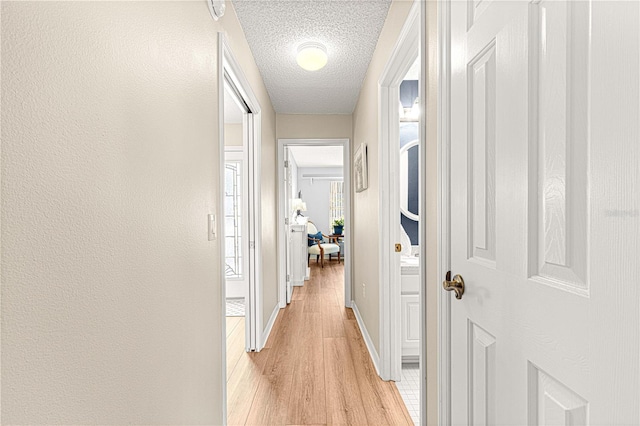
[289,223,307,287]
[401,293,420,362]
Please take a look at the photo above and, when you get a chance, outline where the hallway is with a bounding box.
[226,262,413,425]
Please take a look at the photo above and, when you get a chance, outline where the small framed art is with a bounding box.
[354,143,368,193]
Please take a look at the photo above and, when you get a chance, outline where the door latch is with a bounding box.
[443,271,465,299]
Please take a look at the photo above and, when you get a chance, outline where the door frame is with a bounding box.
[218,32,264,423]
[436,0,452,424]
[377,0,420,383]
[276,138,352,309]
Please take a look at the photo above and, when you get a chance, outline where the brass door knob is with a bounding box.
[443,271,465,299]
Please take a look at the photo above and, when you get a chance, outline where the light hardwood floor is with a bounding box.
[226,261,413,425]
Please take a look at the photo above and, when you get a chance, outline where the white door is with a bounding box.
[449,1,639,424]
[284,147,293,304]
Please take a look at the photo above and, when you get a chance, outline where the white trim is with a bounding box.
[277,138,352,310]
[419,0,429,424]
[260,305,281,349]
[437,1,452,424]
[277,142,287,308]
[216,33,227,426]
[378,0,420,383]
[351,300,381,376]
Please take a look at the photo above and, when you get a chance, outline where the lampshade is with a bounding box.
[296,42,328,71]
[291,198,307,212]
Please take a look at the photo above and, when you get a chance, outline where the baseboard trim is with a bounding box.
[260,304,280,350]
[351,300,381,376]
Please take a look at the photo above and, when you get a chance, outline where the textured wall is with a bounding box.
[276,114,352,140]
[224,124,243,146]
[1,1,276,424]
[351,0,413,354]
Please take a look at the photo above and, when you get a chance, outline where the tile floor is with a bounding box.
[226,298,245,317]
[396,363,420,425]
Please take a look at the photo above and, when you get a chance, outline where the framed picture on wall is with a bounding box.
[354,143,368,192]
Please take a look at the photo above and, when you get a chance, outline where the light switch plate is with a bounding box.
[208,214,216,241]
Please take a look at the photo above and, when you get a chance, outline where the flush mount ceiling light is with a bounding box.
[207,0,225,21]
[296,42,328,71]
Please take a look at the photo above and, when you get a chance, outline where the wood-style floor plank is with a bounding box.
[245,372,294,425]
[226,317,246,380]
[227,350,263,426]
[324,337,368,424]
[344,319,413,425]
[287,313,326,425]
[292,285,306,301]
[226,261,413,425]
[227,316,243,337]
[262,302,304,377]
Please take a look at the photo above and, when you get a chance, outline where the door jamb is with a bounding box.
[218,32,264,424]
[378,0,420,383]
[276,138,352,309]
[436,1,452,424]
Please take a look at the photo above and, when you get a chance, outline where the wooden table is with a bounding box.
[327,234,344,262]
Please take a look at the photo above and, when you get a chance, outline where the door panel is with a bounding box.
[402,295,421,349]
[450,1,640,424]
[528,363,588,426]
[468,322,496,425]
[468,40,496,268]
[530,0,589,294]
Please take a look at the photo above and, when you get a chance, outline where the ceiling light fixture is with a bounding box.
[296,42,328,71]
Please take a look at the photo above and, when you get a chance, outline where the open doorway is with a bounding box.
[395,55,421,425]
[277,139,352,309]
[218,33,265,423]
[223,79,250,372]
[378,2,426,425]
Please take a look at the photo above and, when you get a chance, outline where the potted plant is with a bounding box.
[332,217,344,235]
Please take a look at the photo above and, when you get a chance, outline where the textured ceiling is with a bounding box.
[233,0,392,114]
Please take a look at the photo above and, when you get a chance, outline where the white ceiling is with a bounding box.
[224,84,244,124]
[233,0,392,114]
[289,146,343,168]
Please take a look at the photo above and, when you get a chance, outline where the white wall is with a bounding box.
[1,1,277,423]
[297,167,344,232]
[351,0,413,353]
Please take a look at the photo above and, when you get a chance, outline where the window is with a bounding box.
[329,181,344,225]
[225,161,243,279]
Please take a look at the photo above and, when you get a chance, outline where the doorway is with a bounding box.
[277,139,352,309]
[378,1,428,425]
[223,79,250,381]
[218,33,264,423]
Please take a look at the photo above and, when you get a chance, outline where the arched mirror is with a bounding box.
[399,138,419,221]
